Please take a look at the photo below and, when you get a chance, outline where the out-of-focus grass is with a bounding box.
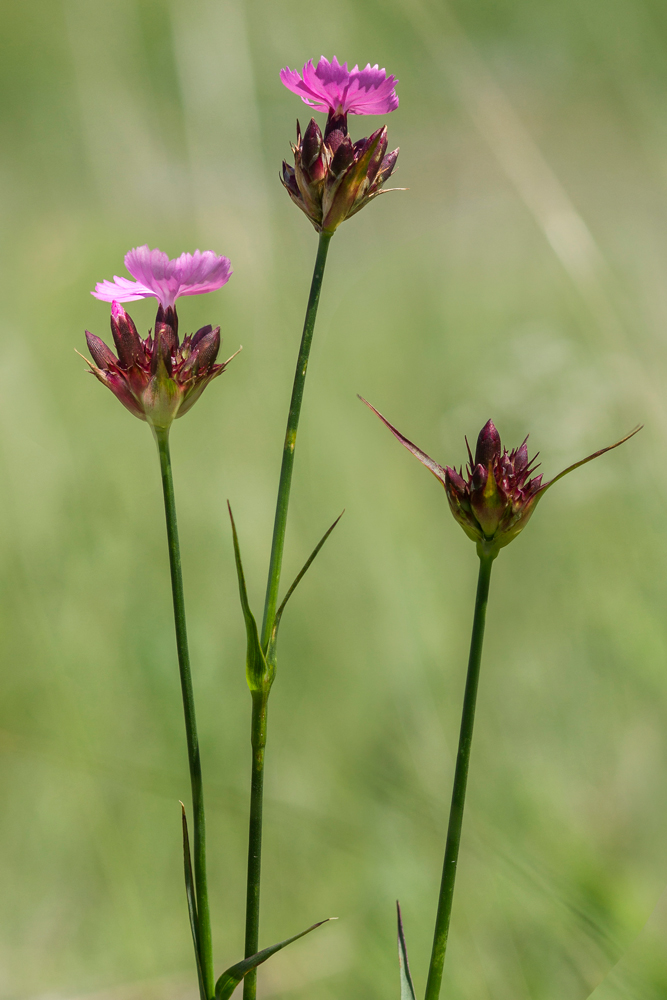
[2,0,667,997]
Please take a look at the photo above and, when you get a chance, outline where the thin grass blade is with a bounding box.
[214,918,334,1000]
[227,502,271,693]
[397,901,416,1000]
[266,512,343,664]
[181,802,207,1000]
[541,425,642,493]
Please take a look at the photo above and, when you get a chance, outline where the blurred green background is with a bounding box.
[2,0,667,996]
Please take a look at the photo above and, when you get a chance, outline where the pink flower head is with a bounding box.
[92,245,232,310]
[280,56,398,118]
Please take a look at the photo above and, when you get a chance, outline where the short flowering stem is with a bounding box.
[241,230,332,1000]
[424,548,496,1000]
[155,428,214,1000]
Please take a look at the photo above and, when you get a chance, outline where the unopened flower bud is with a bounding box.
[110,300,145,367]
[323,109,348,143]
[474,419,502,468]
[360,398,641,558]
[301,119,327,182]
[329,135,356,177]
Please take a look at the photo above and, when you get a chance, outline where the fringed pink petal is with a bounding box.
[92,246,233,310]
[280,56,398,116]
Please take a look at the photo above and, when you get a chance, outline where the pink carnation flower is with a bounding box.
[93,245,232,310]
[280,56,398,117]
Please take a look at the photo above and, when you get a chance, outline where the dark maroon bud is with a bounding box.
[152,323,174,376]
[471,463,488,493]
[475,420,501,468]
[158,321,178,355]
[185,328,221,373]
[365,127,388,184]
[376,148,399,184]
[326,129,346,154]
[330,136,355,177]
[309,158,327,183]
[514,441,529,472]
[156,304,179,340]
[324,108,348,140]
[86,330,118,370]
[302,119,323,169]
[282,161,300,197]
[445,465,467,492]
[110,303,143,367]
[192,324,214,348]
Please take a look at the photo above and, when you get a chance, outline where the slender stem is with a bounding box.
[260,229,333,647]
[156,428,214,1000]
[424,550,496,1000]
[241,230,332,1000]
[244,693,268,966]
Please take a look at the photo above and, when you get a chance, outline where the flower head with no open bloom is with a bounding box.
[361,399,641,557]
[93,245,232,310]
[83,301,238,433]
[282,118,399,234]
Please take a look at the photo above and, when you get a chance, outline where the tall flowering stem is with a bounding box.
[156,427,214,999]
[360,400,640,997]
[86,246,236,1000]
[242,230,332,1000]
[236,57,400,998]
[424,548,495,1000]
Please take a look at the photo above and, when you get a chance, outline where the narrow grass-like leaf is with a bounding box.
[397,901,416,1000]
[227,502,272,693]
[266,512,343,665]
[539,424,642,493]
[181,802,207,1000]
[214,918,334,1000]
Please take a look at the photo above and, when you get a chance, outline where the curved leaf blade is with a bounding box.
[397,901,416,1000]
[267,511,344,665]
[214,918,334,1000]
[181,803,206,1000]
[227,502,272,693]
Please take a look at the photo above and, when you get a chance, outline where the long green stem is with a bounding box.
[156,428,214,1000]
[242,230,332,1000]
[424,550,496,1000]
[244,693,268,974]
[260,230,333,647]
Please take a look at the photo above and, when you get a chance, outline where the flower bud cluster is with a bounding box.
[361,400,640,558]
[444,421,543,551]
[282,114,399,234]
[85,302,235,432]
